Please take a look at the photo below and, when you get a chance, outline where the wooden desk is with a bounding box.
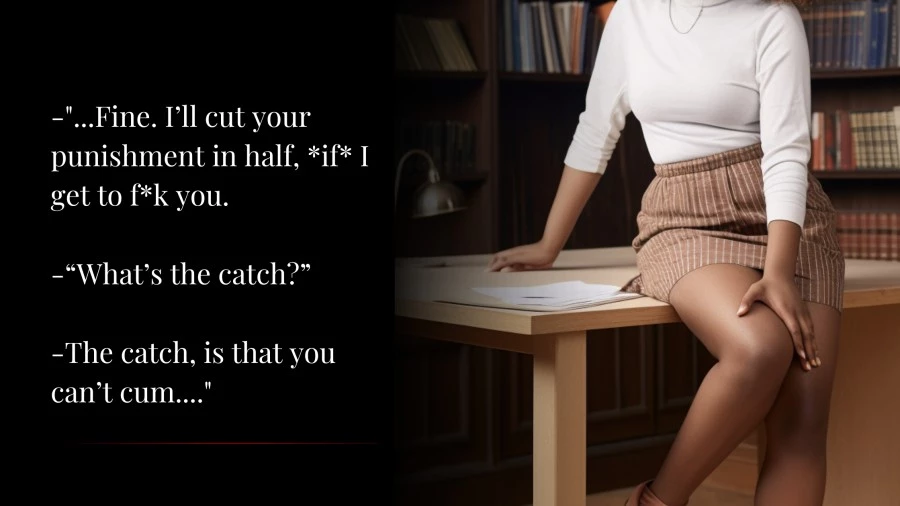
[395,247,900,506]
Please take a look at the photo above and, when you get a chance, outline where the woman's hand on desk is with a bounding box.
[487,241,558,272]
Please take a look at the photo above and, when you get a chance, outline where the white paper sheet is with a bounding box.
[472,281,643,310]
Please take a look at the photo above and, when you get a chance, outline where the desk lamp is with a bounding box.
[394,149,466,218]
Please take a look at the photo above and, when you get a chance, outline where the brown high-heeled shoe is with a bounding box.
[624,481,680,506]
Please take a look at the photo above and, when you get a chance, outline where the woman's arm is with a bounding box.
[540,167,603,252]
[488,1,630,271]
[763,220,801,281]
[737,4,819,371]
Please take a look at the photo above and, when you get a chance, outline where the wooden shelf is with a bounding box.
[499,71,590,83]
[500,68,900,83]
[811,68,900,80]
[395,70,487,81]
[813,170,900,180]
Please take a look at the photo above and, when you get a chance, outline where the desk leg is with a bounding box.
[533,331,586,506]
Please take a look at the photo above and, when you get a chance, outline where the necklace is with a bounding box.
[669,0,704,34]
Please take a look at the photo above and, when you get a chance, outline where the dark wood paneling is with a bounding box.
[494,325,657,463]
[394,335,490,474]
[657,324,695,410]
[585,326,655,443]
[656,324,702,432]
[395,322,719,503]
[656,323,717,432]
[495,352,532,461]
[497,80,587,248]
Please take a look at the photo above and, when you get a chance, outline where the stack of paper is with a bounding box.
[472,281,643,311]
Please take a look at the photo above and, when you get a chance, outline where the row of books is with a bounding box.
[499,0,605,74]
[810,106,900,171]
[395,14,477,72]
[396,120,477,179]
[800,0,900,70]
[837,211,900,260]
[397,1,899,74]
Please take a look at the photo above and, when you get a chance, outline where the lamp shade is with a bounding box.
[395,148,466,218]
[412,179,467,218]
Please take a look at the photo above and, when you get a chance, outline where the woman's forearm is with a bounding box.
[540,165,603,252]
[764,220,802,280]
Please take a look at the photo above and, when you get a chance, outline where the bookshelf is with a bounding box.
[395,70,488,80]
[810,68,900,79]
[498,67,900,82]
[814,170,900,179]
[393,0,496,258]
[394,1,899,505]
[394,0,899,258]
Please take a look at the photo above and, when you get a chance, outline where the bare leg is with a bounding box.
[648,264,796,505]
[754,302,840,506]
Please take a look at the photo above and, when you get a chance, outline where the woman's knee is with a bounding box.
[768,403,830,456]
[721,327,794,387]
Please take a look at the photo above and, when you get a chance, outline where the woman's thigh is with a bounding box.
[667,263,795,367]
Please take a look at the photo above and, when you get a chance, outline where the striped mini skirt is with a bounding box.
[619,143,846,314]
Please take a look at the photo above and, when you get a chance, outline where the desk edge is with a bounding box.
[396,286,900,335]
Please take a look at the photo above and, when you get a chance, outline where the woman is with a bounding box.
[488,0,843,505]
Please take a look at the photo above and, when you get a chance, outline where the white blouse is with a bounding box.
[564,0,812,228]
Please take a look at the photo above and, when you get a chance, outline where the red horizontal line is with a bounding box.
[82,442,378,445]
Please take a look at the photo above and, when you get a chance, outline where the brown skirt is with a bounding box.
[619,143,846,314]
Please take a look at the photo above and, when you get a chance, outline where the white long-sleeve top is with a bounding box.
[564,0,811,228]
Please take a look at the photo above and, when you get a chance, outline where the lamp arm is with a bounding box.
[394,149,436,214]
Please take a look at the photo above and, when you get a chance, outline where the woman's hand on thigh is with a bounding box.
[737,276,819,371]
